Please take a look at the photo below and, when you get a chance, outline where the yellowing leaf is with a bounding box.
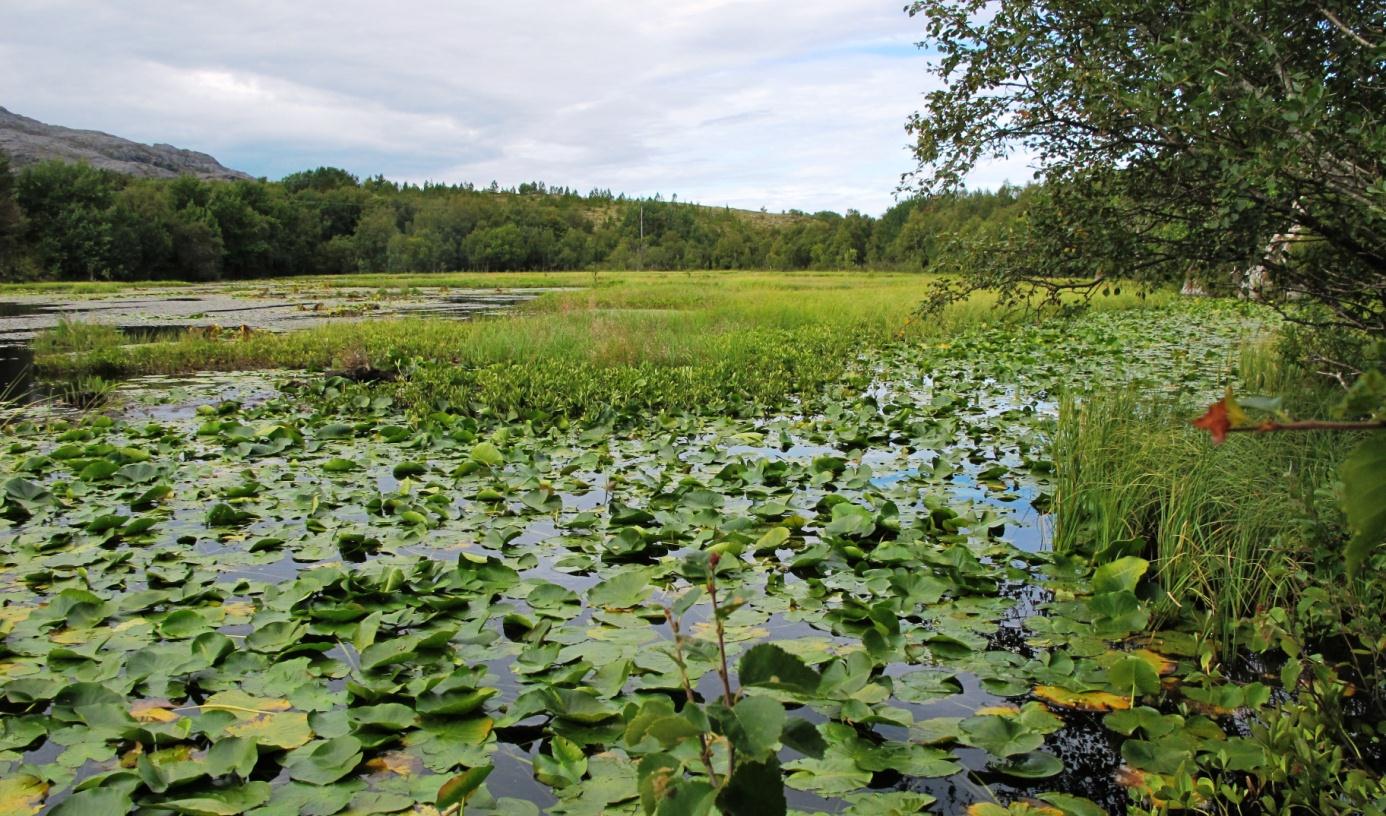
[221,602,256,619]
[365,750,425,778]
[1131,649,1176,675]
[202,690,292,715]
[205,691,312,750]
[0,774,47,816]
[131,699,179,723]
[975,705,1021,716]
[966,803,1064,816]
[1033,685,1131,712]
[225,711,312,750]
[0,607,33,626]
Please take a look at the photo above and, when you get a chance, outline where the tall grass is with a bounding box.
[1053,341,1355,641]
[32,271,1167,418]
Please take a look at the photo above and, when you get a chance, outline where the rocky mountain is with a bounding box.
[0,107,251,181]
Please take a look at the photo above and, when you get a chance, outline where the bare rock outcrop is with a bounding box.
[0,106,251,181]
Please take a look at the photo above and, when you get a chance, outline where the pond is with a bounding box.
[0,285,550,402]
[0,304,1284,815]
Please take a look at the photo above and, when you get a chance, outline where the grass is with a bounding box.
[1052,338,1357,642]
[31,271,1167,419]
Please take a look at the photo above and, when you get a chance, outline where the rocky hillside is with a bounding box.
[0,107,250,180]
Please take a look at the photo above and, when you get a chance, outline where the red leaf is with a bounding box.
[1192,399,1231,445]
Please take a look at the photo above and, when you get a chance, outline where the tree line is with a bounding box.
[0,154,1027,282]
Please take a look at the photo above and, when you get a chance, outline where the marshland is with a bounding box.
[1,2,1383,815]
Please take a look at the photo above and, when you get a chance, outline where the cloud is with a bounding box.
[0,1,1031,215]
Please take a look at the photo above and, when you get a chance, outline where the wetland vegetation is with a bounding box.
[0,0,1382,814]
[0,273,1381,816]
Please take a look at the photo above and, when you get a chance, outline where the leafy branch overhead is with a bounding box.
[1192,377,1386,572]
[906,0,1386,331]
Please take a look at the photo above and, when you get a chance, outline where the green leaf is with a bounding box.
[0,774,47,816]
[392,461,428,479]
[655,780,715,816]
[726,695,786,761]
[470,442,504,467]
[349,703,417,731]
[1108,655,1161,696]
[781,718,827,759]
[437,765,493,811]
[48,787,133,816]
[587,568,654,609]
[285,737,364,785]
[322,457,359,473]
[738,644,821,694]
[206,737,258,779]
[1342,435,1386,574]
[842,791,938,815]
[717,758,785,816]
[784,754,872,796]
[535,736,587,789]
[1036,793,1107,816]
[1091,556,1148,594]
[152,782,271,815]
[990,751,1063,779]
[959,714,1044,757]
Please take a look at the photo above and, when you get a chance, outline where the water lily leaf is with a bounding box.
[959,714,1044,757]
[207,737,259,779]
[4,477,49,503]
[323,458,359,473]
[470,442,504,467]
[1033,685,1131,712]
[754,526,791,553]
[437,765,493,811]
[205,692,313,750]
[79,459,119,481]
[350,703,417,731]
[286,736,364,785]
[1107,655,1161,696]
[392,461,428,479]
[151,782,271,815]
[894,670,963,703]
[115,462,162,484]
[785,754,872,796]
[842,791,938,815]
[1036,793,1107,816]
[47,787,132,816]
[206,503,257,527]
[0,774,46,816]
[991,751,1063,779]
[543,687,620,724]
[587,569,654,610]
[1091,557,1148,594]
[534,735,586,788]
[738,643,820,695]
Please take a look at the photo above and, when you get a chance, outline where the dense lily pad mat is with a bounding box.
[0,302,1289,815]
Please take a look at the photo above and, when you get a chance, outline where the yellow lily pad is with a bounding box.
[1033,685,1131,712]
[0,774,47,816]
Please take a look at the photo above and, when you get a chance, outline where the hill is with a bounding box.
[0,106,250,181]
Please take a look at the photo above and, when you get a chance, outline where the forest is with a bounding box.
[0,155,1025,281]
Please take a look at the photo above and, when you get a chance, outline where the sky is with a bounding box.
[0,1,1034,215]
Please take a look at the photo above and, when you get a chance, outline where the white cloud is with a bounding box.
[0,1,1031,214]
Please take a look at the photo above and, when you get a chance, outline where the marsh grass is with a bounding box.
[31,318,124,357]
[33,271,1167,417]
[1053,341,1355,642]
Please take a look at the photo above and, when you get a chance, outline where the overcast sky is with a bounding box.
[0,1,1032,215]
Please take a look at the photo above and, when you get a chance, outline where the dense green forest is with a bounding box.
[0,154,1026,281]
